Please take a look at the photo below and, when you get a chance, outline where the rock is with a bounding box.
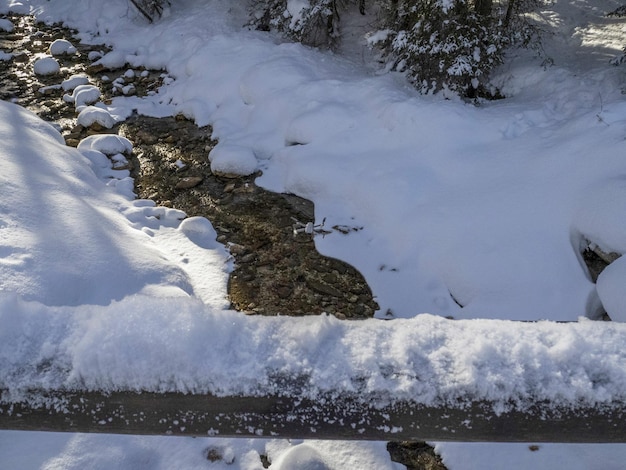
[306,278,343,298]
[387,441,447,470]
[49,38,77,56]
[175,176,203,189]
[229,244,247,255]
[239,253,257,264]
[275,284,293,299]
[135,129,158,145]
[86,63,105,74]
[33,56,60,75]
[61,74,90,91]
[12,51,29,63]
[77,134,133,156]
[77,106,116,129]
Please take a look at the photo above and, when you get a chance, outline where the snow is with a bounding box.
[1,0,626,468]
[77,105,116,129]
[33,55,60,75]
[63,83,101,109]
[597,257,626,322]
[61,74,89,91]
[209,143,258,176]
[0,17,12,31]
[77,133,133,155]
[49,38,76,56]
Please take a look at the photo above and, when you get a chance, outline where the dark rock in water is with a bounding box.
[387,441,447,470]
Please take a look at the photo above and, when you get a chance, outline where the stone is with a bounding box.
[306,278,343,298]
[12,51,29,63]
[49,38,77,56]
[239,253,257,264]
[33,56,60,75]
[275,285,293,299]
[175,176,203,189]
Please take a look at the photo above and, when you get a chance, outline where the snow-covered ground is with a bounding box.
[1,0,626,468]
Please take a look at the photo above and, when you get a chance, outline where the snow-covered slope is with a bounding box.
[1,0,626,469]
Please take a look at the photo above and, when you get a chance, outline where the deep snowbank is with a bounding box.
[4,288,626,410]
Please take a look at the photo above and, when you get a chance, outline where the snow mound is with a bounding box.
[63,84,101,109]
[597,257,626,322]
[209,143,258,177]
[77,106,116,129]
[78,134,133,156]
[49,38,76,56]
[61,74,90,91]
[572,178,626,254]
[178,216,220,249]
[0,18,13,32]
[93,50,129,70]
[33,56,60,75]
[0,100,191,306]
[272,444,330,470]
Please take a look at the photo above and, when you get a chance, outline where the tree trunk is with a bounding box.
[504,0,517,27]
[474,0,493,17]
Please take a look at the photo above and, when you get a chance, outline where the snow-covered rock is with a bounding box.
[49,38,77,56]
[78,134,133,156]
[77,106,116,129]
[63,84,101,109]
[61,74,90,91]
[208,143,257,177]
[272,444,331,470]
[33,56,60,75]
[597,257,626,322]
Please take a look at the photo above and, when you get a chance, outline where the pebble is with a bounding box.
[239,253,257,264]
[228,244,246,256]
[13,51,29,62]
[275,285,293,299]
[175,176,203,189]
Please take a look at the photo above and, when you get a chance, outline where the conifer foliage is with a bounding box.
[139,0,542,97]
[373,0,539,97]
[248,0,541,97]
